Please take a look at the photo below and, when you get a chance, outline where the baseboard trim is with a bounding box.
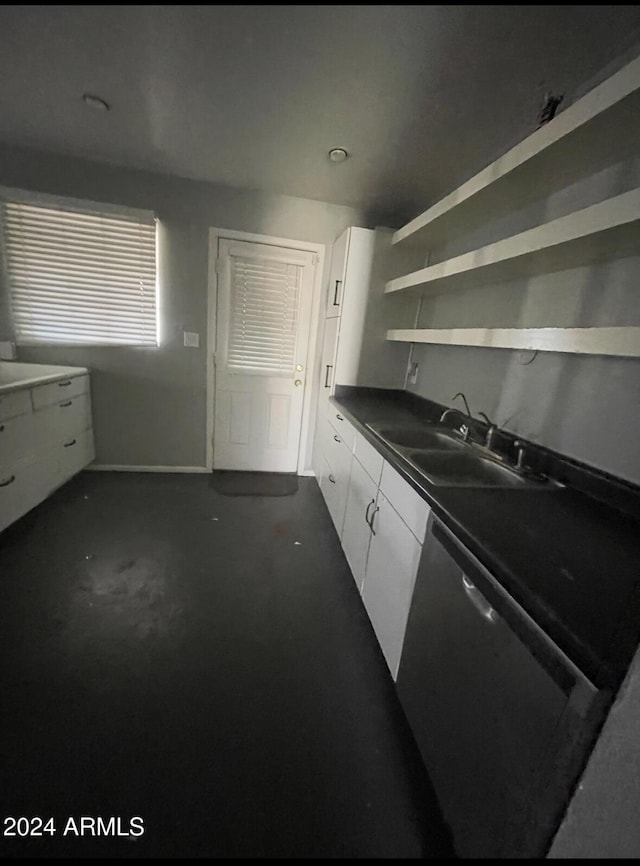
[89,464,210,474]
[90,464,314,476]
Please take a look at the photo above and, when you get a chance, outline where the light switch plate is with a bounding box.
[183,331,200,348]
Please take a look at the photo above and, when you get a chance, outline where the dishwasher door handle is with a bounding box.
[462,574,498,623]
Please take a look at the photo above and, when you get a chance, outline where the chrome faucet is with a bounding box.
[452,392,472,418]
[439,392,473,441]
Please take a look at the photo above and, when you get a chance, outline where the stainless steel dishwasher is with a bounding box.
[396,517,609,859]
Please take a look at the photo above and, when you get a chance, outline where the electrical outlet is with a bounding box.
[408,361,419,385]
[183,331,200,348]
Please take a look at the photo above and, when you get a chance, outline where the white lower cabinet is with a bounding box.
[319,445,352,537]
[341,455,378,591]
[318,407,353,535]
[0,458,37,532]
[317,408,432,681]
[0,372,94,533]
[320,457,343,532]
[362,491,424,679]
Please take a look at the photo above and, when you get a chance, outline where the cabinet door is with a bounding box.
[326,229,348,318]
[342,456,378,591]
[362,491,422,679]
[318,316,338,417]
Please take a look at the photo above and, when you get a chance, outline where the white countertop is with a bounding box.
[0,362,89,394]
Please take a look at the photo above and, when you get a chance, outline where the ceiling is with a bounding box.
[0,5,639,224]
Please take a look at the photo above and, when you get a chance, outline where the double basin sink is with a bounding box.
[366,421,545,489]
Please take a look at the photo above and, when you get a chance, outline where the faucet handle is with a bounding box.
[513,439,526,470]
[485,424,498,450]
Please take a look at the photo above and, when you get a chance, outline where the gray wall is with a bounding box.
[549,645,640,858]
[406,134,640,485]
[0,143,363,467]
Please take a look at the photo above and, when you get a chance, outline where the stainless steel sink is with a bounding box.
[406,449,535,488]
[366,421,464,452]
[365,418,550,489]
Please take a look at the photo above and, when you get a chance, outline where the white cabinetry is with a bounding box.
[342,455,378,591]
[313,224,420,480]
[320,406,432,680]
[318,419,352,535]
[317,315,339,420]
[326,227,348,318]
[317,227,376,406]
[0,371,94,533]
[362,491,424,679]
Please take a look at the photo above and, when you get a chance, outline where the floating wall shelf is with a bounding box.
[386,327,640,359]
[384,188,640,296]
[393,55,640,247]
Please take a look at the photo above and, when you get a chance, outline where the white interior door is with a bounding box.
[214,237,315,472]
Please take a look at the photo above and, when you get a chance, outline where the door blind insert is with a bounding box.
[2,197,158,346]
[227,253,301,375]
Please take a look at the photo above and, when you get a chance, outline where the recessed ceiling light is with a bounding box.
[82,93,110,111]
[328,147,349,163]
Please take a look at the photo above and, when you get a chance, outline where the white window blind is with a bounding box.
[3,200,158,346]
[228,255,301,374]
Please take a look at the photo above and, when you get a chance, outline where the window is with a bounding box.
[227,253,301,374]
[2,196,158,346]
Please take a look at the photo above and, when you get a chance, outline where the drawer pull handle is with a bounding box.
[324,365,333,388]
[333,280,342,306]
[365,498,375,527]
[58,380,72,387]
[60,401,73,408]
[333,434,340,443]
[367,505,379,535]
[336,414,343,421]
[328,474,336,484]
[64,439,77,448]
[462,574,498,623]
[0,475,16,488]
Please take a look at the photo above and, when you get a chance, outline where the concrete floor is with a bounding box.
[0,472,452,858]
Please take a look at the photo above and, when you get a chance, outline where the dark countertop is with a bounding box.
[331,389,640,690]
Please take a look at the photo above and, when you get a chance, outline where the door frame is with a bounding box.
[206,227,326,474]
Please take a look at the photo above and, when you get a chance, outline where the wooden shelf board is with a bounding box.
[385,189,640,296]
[393,54,640,247]
[386,327,640,358]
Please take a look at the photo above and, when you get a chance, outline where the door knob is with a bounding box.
[294,379,303,387]
[296,364,304,372]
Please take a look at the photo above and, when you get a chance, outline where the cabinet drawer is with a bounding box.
[0,412,37,466]
[31,374,89,410]
[327,406,355,451]
[55,428,95,484]
[0,389,32,423]
[379,461,431,543]
[353,429,384,486]
[319,455,350,536]
[324,418,352,474]
[49,394,92,442]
